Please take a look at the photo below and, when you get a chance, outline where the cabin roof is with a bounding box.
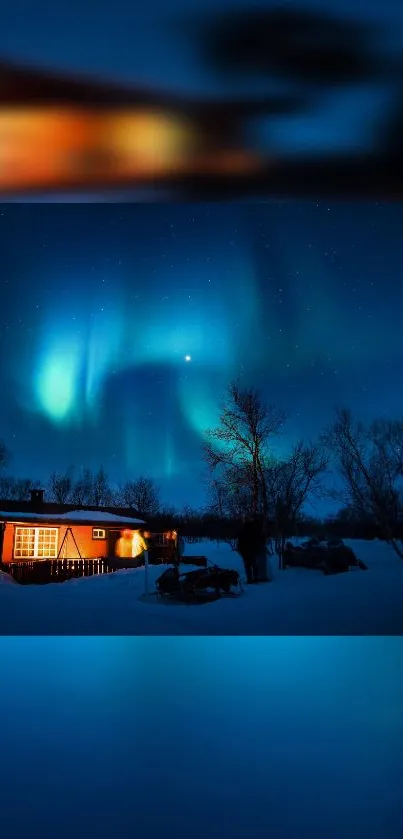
[0,509,145,526]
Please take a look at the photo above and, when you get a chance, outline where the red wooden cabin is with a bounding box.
[0,490,178,566]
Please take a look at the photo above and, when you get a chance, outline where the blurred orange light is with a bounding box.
[0,107,93,188]
[99,109,194,176]
[0,106,197,192]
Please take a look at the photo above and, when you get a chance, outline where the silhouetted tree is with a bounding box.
[47,469,74,503]
[324,408,403,559]
[265,440,329,564]
[160,504,177,517]
[0,476,37,501]
[70,468,94,506]
[0,474,14,499]
[204,381,285,517]
[0,441,9,470]
[91,466,113,506]
[207,464,256,519]
[116,477,161,516]
[15,478,38,501]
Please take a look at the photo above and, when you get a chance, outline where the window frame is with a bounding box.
[92,527,106,540]
[153,533,169,546]
[13,526,59,560]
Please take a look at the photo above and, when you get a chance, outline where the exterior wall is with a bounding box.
[0,522,112,563]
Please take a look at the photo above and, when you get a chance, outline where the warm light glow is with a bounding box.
[102,109,194,175]
[115,528,147,559]
[0,108,93,188]
[196,149,264,175]
[131,530,147,558]
[0,106,196,191]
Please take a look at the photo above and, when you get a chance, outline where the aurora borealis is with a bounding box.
[0,201,402,508]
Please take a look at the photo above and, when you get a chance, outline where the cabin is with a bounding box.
[0,59,269,196]
[0,489,178,571]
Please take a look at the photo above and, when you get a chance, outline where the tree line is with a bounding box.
[202,381,403,561]
[1,380,403,559]
[0,452,162,518]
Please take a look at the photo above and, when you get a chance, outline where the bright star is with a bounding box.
[185,355,192,362]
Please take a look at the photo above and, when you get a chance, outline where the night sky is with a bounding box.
[1,201,402,509]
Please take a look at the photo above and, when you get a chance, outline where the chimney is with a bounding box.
[30,489,44,508]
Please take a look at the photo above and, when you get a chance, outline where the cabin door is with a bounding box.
[108,529,121,557]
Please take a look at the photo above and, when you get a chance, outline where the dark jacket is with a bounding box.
[237,518,266,560]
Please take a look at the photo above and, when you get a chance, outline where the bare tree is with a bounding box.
[208,477,230,519]
[159,503,177,518]
[207,463,256,520]
[16,478,38,501]
[204,381,285,516]
[69,467,113,507]
[47,469,74,503]
[0,476,37,501]
[265,440,329,564]
[207,474,250,550]
[117,477,160,516]
[91,466,113,506]
[0,441,9,471]
[71,468,95,506]
[324,408,403,559]
[181,504,199,521]
[0,474,15,499]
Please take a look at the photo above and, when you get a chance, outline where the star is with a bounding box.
[185,355,192,362]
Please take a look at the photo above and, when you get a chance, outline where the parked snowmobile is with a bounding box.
[155,561,243,603]
[283,538,367,574]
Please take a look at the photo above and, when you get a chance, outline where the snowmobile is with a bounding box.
[155,560,243,603]
[283,538,368,574]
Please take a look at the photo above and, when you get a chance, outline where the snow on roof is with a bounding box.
[0,509,145,526]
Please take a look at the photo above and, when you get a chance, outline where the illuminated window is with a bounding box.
[14,527,58,559]
[93,528,106,540]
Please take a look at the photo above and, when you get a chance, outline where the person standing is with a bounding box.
[115,529,134,558]
[115,528,148,565]
[132,528,148,565]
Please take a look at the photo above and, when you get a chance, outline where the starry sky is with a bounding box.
[1,200,402,509]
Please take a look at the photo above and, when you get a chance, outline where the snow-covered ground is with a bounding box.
[1,538,403,634]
